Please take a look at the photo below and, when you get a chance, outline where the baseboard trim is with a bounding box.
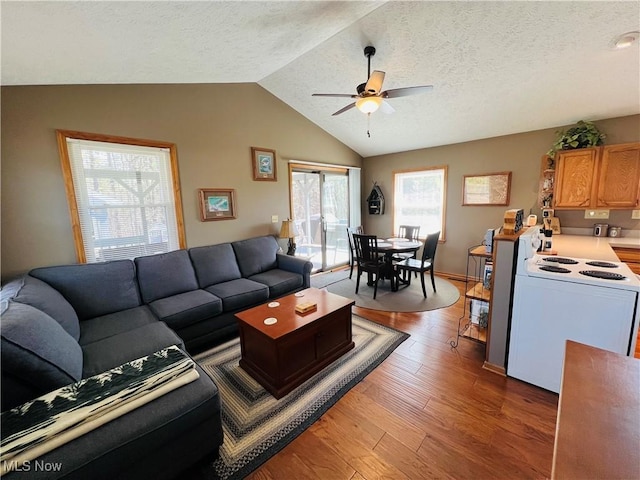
[482,361,506,376]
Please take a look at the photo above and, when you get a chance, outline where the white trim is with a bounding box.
[287,159,361,171]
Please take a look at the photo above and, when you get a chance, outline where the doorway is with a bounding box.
[290,165,350,273]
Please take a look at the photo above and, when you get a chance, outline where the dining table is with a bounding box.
[370,237,423,291]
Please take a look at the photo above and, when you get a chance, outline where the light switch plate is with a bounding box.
[271,215,279,223]
[584,209,610,219]
[632,210,640,219]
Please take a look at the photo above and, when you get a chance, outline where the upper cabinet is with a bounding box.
[553,148,599,208]
[597,143,640,209]
[552,143,640,210]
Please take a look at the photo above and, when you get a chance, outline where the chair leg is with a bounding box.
[373,272,379,299]
[420,271,427,298]
[430,269,436,292]
[349,260,354,279]
[355,270,361,294]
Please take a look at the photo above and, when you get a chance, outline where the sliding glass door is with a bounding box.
[290,166,350,272]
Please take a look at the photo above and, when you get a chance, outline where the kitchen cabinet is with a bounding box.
[451,245,491,347]
[597,143,640,208]
[553,147,599,208]
[553,143,640,209]
[612,246,640,275]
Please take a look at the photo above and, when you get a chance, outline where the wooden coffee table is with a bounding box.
[235,287,355,399]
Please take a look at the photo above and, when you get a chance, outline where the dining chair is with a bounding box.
[352,233,386,299]
[346,226,363,279]
[394,231,440,297]
[394,225,421,274]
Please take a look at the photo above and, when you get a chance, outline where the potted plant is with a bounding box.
[546,120,606,161]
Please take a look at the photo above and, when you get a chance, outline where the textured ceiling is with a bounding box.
[3,1,639,157]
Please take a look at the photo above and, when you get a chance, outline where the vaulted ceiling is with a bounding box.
[3,1,639,157]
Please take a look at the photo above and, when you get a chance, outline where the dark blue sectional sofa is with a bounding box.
[0,235,312,479]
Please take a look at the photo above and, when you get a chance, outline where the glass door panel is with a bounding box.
[291,167,349,272]
[322,172,349,269]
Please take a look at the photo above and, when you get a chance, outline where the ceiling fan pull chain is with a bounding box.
[367,113,371,137]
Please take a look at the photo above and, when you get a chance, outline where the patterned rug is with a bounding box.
[311,270,460,312]
[194,315,409,479]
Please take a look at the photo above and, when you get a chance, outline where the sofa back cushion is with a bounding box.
[3,275,81,341]
[1,300,83,410]
[189,243,242,288]
[30,260,141,321]
[135,250,198,304]
[232,236,278,278]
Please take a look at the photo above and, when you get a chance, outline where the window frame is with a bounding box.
[56,130,186,263]
[392,165,448,242]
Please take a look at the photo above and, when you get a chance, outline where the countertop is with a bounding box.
[551,233,639,261]
[552,341,640,479]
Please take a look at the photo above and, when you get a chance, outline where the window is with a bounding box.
[57,131,186,263]
[393,166,447,240]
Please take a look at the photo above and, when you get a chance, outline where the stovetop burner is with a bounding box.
[542,257,579,265]
[579,270,627,281]
[585,261,618,268]
[540,265,571,273]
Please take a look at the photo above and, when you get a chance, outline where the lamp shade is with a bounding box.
[279,219,296,239]
[356,96,382,114]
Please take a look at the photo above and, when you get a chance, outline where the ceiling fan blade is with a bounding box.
[364,70,385,95]
[312,93,357,98]
[380,99,395,114]
[332,103,356,116]
[382,85,434,99]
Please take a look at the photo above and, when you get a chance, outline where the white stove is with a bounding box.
[525,254,639,291]
[507,227,640,393]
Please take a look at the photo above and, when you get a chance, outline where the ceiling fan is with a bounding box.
[312,45,433,117]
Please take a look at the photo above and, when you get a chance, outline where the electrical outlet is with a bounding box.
[632,210,640,220]
[271,215,279,223]
[584,209,610,219]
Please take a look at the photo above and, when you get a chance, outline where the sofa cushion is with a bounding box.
[204,278,269,311]
[79,306,159,346]
[148,289,223,330]
[232,236,278,278]
[82,322,184,377]
[3,275,80,341]
[189,243,242,287]
[1,300,83,408]
[30,260,141,321]
[249,269,305,298]
[135,250,199,304]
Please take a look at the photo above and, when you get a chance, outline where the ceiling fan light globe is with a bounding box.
[356,96,382,114]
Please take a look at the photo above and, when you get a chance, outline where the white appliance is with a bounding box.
[507,227,640,393]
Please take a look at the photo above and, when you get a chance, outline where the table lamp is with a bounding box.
[279,219,297,255]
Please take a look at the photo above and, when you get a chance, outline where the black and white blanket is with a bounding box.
[0,345,199,474]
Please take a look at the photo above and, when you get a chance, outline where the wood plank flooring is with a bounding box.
[247,278,560,480]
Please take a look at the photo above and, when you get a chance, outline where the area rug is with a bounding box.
[313,270,460,312]
[194,315,409,480]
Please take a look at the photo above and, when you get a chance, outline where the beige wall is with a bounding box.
[2,83,638,280]
[363,115,640,276]
[1,84,362,280]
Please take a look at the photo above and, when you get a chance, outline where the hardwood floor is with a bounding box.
[247,278,560,480]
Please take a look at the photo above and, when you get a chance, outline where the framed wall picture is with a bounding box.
[462,171,511,206]
[251,147,277,181]
[198,188,236,221]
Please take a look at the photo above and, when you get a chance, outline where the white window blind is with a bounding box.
[393,167,447,239]
[66,138,181,263]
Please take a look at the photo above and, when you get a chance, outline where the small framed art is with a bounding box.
[198,188,236,221]
[251,147,277,181]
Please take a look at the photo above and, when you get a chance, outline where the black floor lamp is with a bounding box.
[279,219,297,256]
